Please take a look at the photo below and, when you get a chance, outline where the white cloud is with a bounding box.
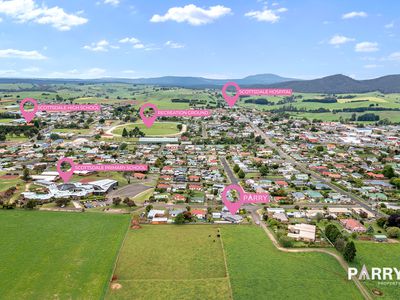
[133,43,145,49]
[104,0,119,6]
[355,42,379,52]
[245,5,287,23]
[385,22,394,29]
[122,70,135,74]
[363,64,381,69]
[0,69,17,76]
[165,41,185,49]
[150,4,231,26]
[119,37,141,44]
[22,66,40,73]
[86,68,106,77]
[388,52,400,62]
[0,48,47,59]
[0,0,88,31]
[328,35,355,46]
[83,40,111,52]
[342,11,367,19]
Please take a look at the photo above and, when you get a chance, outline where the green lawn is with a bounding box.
[221,226,363,300]
[112,122,181,136]
[350,241,400,299]
[106,225,231,300]
[0,210,129,299]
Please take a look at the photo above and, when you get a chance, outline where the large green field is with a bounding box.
[112,122,181,136]
[106,225,231,300]
[221,226,363,300]
[350,241,400,299]
[0,210,129,299]
[107,225,363,300]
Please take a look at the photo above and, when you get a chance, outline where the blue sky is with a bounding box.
[0,0,399,79]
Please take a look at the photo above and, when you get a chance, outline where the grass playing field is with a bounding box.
[221,226,363,300]
[350,241,400,299]
[0,210,129,299]
[106,225,231,300]
[112,122,181,136]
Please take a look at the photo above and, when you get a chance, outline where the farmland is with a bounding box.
[106,225,231,300]
[350,241,400,299]
[106,225,363,300]
[221,226,363,300]
[0,210,129,299]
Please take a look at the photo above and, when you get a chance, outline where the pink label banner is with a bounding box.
[222,82,292,107]
[57,157,148,183]
[139,103,211,128]
[221,184,270,214]
[20,98,101,122]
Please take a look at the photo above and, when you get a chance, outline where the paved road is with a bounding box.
[202,123,208,138]
[243,115,383,217]
[107,184,152,199]
[220,157,238,185]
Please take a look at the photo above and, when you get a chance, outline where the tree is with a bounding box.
[325,224,342,243]
[55,198,70,207]
[383,165,395,179]
[25,199,38,209]
[174,213,185,224]
[126,200,136,207]
[145,204,153,213]
[376,217,387,228]
[177,124,182,131]
[334,238,346,253]
[238,169,245,179]
[50,133,60,140]
[343,241,357,262]
[387,214,400,228]
[233,164,240,173]
[315,212,324,222]
[122,128,128,138]
[386,227,400,238]
[390,177,400,189]
[22,168,30,181]
[259,165,268,176]
[366,225,374,235]
[112,197,122,206]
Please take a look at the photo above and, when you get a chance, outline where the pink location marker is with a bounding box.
[221,184,245,214]
[139,103,158,128]
[20,98,39,123]
[221,184,270,214]
[221,82,240,107]
[56,157,75,183]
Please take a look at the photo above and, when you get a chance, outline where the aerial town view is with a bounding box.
[0,1,399,300]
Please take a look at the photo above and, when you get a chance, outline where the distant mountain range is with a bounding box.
[0,73,399,93]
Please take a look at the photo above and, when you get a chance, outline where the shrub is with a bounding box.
[386,227,400,238]
[278,236,294,248]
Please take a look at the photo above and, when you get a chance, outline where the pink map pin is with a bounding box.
[222,82,240,107]
[56,157,75,183]
[221,184,245,214]
[139,103,158,128]
[20,98,39,123]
